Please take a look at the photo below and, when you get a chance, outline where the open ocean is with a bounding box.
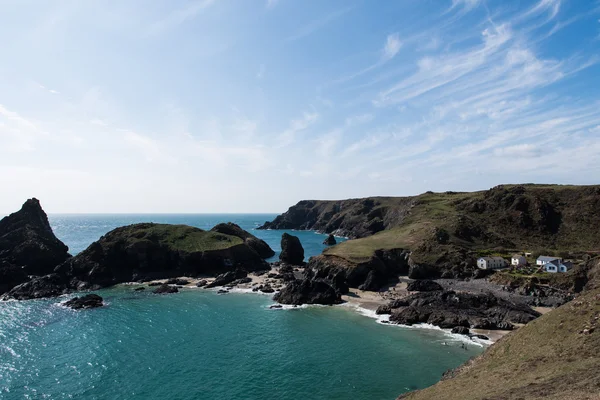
[0,214,482,400]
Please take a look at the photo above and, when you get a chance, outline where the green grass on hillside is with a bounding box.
[400,287,600,400]
[105,224,244,253]
[322,185,600,265]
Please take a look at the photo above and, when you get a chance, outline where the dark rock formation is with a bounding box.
[304,249,411,294]
[3,223,270,300]
[4,273,69,300]
[153,284,179,294]
[376,305,391,315]
[388,290,539,330]
[273,279,341,305]
[166,278,189,285]
[64,294,103,309]
[406,280,443,292]
[279,233,304,265]
[205,269,247,288]
[258,197,417,239]
[211,222,275,258]
[0,199,70,294]
[134,287,145,291]
[451,326,470,335]
[196,280,208,287]
[323,234,336,246]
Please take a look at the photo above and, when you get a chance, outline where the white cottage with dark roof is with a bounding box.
[477,257,508,270]
[536,256,561,266]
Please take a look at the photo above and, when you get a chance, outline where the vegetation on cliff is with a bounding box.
[398,258,600,400]
[264,184,600,283]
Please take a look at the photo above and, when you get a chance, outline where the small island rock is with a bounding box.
[64,294,103,310]
[323,234,337,246]
[279,233,304,265]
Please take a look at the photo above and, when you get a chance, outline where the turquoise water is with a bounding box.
[0,215,483,399]
[48,213,340,259]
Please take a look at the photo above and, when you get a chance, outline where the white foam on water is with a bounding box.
[341,302,491,347]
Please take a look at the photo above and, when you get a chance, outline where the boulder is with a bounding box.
[166,278,189,285]
[406,280,443,292]
[279,233,304,265]
[0,199,71,294]
[196,280,208,287]
[134,287,146,291]
[376,304,392,315]
[451,326,470,335]
[273,279,341,305]
[64,294,103,309]
[205,269,247,288]
[323,234,337,246]
[153,284,179,294]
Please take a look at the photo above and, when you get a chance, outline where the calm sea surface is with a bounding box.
[0,214,482,400]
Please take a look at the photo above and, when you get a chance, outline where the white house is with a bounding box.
[511,254,527,266]
[477,257,508,270]
[536,256,562,266]
[544,259,573,273]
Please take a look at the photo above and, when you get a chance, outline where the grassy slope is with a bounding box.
[103,223,244,252]
[399,286,600,400]
[325,185,600,264]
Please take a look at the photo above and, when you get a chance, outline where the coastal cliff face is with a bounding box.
[262,185,600,281]
[398,258,600,400]
[0,199,71,294]
[3,220,274,300]
[259,197,417,238]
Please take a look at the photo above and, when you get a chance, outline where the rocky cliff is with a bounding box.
[262,185,600,282]
[0,198,70,294]
[3,222,273,300]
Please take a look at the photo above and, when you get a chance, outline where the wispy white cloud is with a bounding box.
[382,33,402,60]
[286,6,353,42]
[266,0,280,9]
[276,111,319,147]
[148,0,217,35]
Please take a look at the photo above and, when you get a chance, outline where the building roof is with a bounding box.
[537,256,560,262]
[479,256,505,262]
[512,254,525,258]
[546,260,574,269]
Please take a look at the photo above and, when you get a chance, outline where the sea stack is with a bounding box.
[279,233,304,265]
[0,198,71,295]
[323,234,336,246]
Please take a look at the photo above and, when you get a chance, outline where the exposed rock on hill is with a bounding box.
[265,185,600,280]
[279,233,304,265]
[406,280,443,292]
[259,197,416,238]
[211,222,275,259]
[3,222,271,300]
[0,198,70,294]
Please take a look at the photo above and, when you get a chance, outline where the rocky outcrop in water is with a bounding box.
[153,284,179,294]
[64,294,103,309]
[323,234,336,245]
[2,222,271,300]
[273,279,341,305]
[279,233,304,265]
[0,199,70,294]
[378,290,539,330]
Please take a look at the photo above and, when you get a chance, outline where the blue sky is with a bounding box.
[1,0,599,213]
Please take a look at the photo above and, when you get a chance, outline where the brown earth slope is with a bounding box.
[397,258,600,400]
